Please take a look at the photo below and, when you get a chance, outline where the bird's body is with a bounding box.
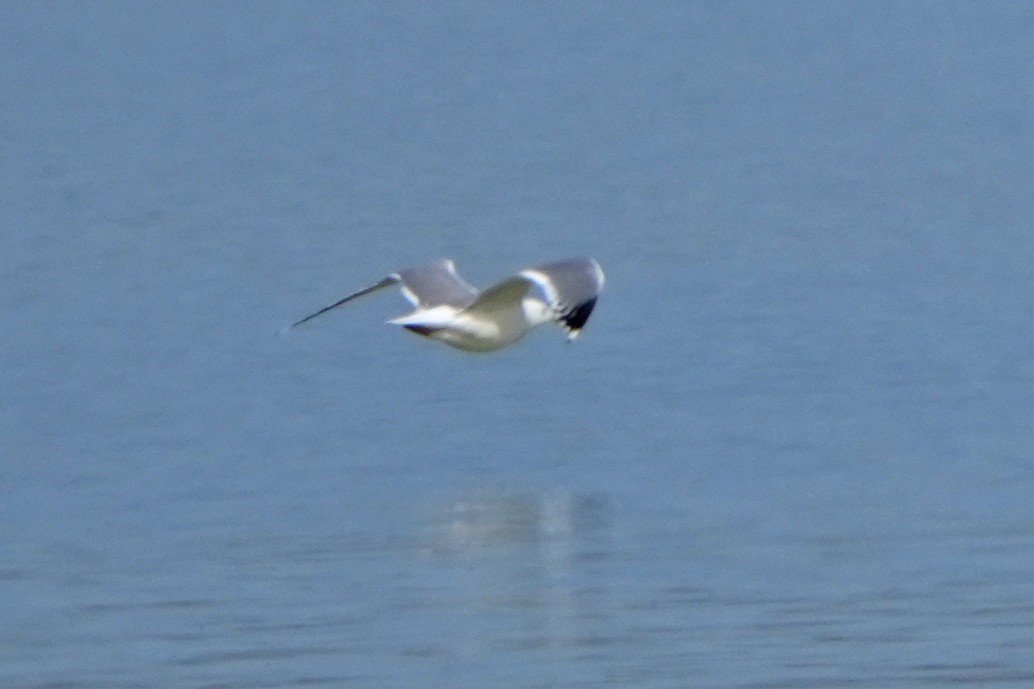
[288,258,604,352]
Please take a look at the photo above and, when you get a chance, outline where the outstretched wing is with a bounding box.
[285,259,479,330]
[394,259,479,309]
[519,258,605,338]
[286,275,399,329]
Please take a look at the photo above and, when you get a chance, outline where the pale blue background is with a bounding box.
[3,2,1034,687]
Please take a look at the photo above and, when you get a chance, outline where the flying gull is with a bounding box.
[287,257,605,352]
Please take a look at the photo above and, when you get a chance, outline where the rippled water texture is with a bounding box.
[3,2,1034,687]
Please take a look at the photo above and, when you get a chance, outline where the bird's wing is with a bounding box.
[395,259,479,309]
[286,275,399,329]
[519,258,605,338]
[286,259,480,330]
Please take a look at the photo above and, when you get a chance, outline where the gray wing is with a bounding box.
[395,259,479,309]
[519,258,605,334]
[286,259,477,330]
[287,275,399,329]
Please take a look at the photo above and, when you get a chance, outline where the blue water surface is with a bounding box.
[3,2,1034,687]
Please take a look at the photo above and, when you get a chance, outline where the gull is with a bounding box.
[287,257,604,352]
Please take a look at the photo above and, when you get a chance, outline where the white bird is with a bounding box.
[287,258,604,352]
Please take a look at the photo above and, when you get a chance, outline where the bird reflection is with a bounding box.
[427,490,611,552]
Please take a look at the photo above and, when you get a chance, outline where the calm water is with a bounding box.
[3,2,1034,687]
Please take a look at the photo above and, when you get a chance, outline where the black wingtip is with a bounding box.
[561,297,597,332]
